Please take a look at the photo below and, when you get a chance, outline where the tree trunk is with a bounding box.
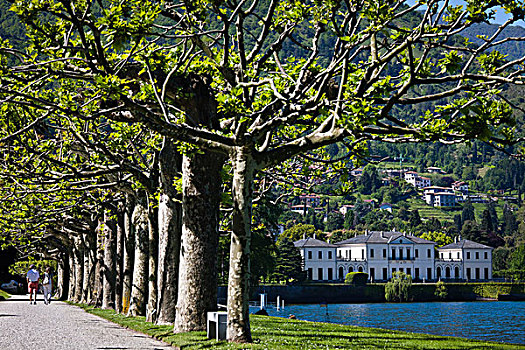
[67,251,75,300]
[227,147,255,342]
[146,201,158,322]
[56,254,69,301]
[128,193,149,316]
[94,222,105,307]
[102,205,117,309]
[174,150,224,332]
[81,231,96,303]
[156,139,182,325]
[122,195,135,314]
[115,202,125,313]
[73,237,84,303]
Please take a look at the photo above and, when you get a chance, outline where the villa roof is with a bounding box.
[294,237,337,248]
[439,239,493,250]
[335,231,435,245]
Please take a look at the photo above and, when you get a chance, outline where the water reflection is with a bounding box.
[250,301,525,344]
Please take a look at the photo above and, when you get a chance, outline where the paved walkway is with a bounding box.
[0,294,174,350]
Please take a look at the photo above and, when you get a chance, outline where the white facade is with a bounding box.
[424,187,456,207]
[437,238,493,280]
[294,232,493,282]
[294,238,337,281]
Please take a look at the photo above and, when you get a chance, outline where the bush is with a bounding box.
[385,271,412,302]
[434,281,448,300]
[345,272,368,286]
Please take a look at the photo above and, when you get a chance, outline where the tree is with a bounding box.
[385,271,412,302]
[420,231,453,247]
[462,202,476,224]
[434,281,448,300]
[409,210,422,228]
[325,212,345,232]
[278,224,325,244]
[2,0,525,342]
[502,205,518,236]
[272,239,306,284]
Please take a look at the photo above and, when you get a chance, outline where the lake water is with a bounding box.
[250,301,525,344]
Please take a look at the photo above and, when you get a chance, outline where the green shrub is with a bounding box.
[345,272,368,286]
[434,281,448,300]
[385,271,412,302]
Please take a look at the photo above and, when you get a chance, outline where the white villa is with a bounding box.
[294,231,493,282]
[424,186,457,207]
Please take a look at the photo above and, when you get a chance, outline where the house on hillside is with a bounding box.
[299,194,321,207]
[294,231,493,282]
[405,171,432,188]
[379,203,393,212]
[424,187,456,207]
[339,204,354,216]
[427,167,445,174]
[452,181,469,194]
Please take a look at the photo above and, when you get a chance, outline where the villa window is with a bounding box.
[308,251,312,260]
[457,252,460,259]
[399,249,403,260]
[361,249,365,259]
[318,251,322,259]
[391,249,396,259]
[476,252,479,260]
[406,249,410,260]
[370,249,374,258]
[467,252,471,259]
[383,249,387,258]
[484,252,488,260]
[407,268,411,276]
[415,249,419,258]
[328,251,333,260]
[427,249,431,258]
[449,252,452,259]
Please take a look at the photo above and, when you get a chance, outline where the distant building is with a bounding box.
[427,167,445,174]
[424,187,456,207]
[452,181,469,194]
[299,194,321,207]
[339,204,354,216]
[379,203,393,212]
[405,171,431,188]
[350,168,363,177]
[294,232,493,282]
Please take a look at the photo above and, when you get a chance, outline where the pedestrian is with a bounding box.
[42,266,53,305]
[26,264,40,305]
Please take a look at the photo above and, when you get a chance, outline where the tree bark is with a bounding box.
[122,195,135,314]
[56,254,69,301]
[128,192,149,316]
[115,202,125,313]
[146,202,158,322]
[156,139,182,325]
[94,222,105,307]
[67,251,75,300]
[174,150,224,332]
[81,232,96,304]
[227,147,255,342]
[102,205,117,309]
[73,236,84,303]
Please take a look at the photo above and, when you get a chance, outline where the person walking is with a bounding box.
[26,264,40,305]
[42,266,53,305]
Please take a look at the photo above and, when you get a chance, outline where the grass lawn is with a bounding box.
[0,289,10,300]
[74,303,524,349]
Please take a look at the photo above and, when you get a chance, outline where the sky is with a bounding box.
[406,0,525,26]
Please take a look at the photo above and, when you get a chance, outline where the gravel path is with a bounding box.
[0,294,174,350]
